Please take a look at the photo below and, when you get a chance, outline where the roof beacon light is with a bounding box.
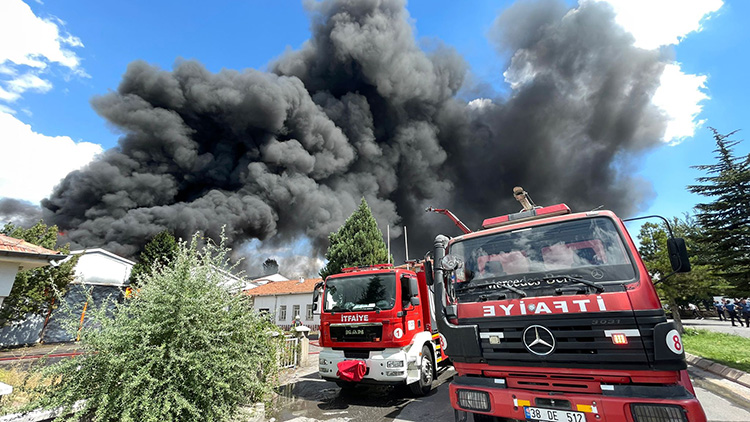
[341,263,393,273]
[482,188,571,229]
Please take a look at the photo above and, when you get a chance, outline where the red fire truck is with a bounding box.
[430,188,706,422]
[315,262,447,395]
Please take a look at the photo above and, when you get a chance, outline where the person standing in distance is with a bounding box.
[725,299,744,327]
[714,300,726,321]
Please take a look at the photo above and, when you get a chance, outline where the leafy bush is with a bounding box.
[29,234,279,421]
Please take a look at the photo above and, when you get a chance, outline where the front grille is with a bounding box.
[342,349,371,359]
[460,310,666,370]
[631,404,687,422]
[329,324,383,343]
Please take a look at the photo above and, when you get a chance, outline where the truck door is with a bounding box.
[401,275,423,337]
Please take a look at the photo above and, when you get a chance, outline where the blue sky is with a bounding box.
[0,0,747,275]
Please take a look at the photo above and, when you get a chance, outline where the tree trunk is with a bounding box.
[669,296,684,334]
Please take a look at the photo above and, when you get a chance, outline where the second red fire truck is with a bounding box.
[431,188,706,422]
[315,262,447,395]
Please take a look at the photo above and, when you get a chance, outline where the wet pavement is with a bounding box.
[270,364,456,422]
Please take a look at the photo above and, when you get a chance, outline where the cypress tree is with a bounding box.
[688,128,750,292]
[319,198,391,279]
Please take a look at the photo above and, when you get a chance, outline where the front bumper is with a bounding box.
[318,348,417,383]
[450,375,707,422]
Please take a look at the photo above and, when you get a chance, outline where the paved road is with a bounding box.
[276,365,750,422]
[680,318,750,339]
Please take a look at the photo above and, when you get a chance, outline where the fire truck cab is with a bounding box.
[431,191,706,422]
[316,263,447,395]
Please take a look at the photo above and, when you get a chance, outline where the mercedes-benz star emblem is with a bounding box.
[522,325,556,356]
[591,269,604,280]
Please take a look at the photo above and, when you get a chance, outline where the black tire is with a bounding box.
[472,414,496,422]
[409,344,434,396]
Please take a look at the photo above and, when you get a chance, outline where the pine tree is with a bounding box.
[688,128,750,292]
[319,198,391,279]
[0,221,78,326]
[129,230,179,285]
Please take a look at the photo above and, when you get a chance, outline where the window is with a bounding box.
[306,304,313,320]
[278,305,287,321]
[292,305,300,320]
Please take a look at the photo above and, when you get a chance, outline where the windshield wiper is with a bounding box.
[456,281,527,297]
[329,306,349,313]
[530,275,605,293]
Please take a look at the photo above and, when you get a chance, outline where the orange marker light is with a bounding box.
[611,333,628,345]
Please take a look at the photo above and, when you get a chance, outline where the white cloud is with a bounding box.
[0,73,53,101]
[596,0,723,50]
[594,0,722,144]
[0,0,85,105]
[0,111,102,203]
[467,98,494,110]
[652,63,709,145]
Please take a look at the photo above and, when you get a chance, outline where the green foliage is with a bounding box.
[319,198,391,279]
[129,230,178,286]
[683,328,750,373]
[637,216,729,332]
[688,128,750,293]
[0,221,78,326]
[30,234,280,422]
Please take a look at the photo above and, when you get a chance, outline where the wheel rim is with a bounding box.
[421,352,433,385]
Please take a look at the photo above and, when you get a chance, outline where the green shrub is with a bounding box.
[29,234,279,422]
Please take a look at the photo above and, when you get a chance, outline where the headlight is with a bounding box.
[385,371,404,377]
[320,367,332,373]
[319,358,330,365]
[386,360,404,368]
[457,389,491,412]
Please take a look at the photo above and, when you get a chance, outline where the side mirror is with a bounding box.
[312,281,323,311]
[667,238,691,273]
[441,254,463,271]
[410,296,420,306]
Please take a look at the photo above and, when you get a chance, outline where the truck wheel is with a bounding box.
[472,414,499,422]
[409,344,434,396]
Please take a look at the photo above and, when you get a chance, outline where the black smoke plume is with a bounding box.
[0,199,43,228]
[41,0,668,265]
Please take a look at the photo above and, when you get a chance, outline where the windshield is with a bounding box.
[449,217,636,298]
[324,273,397,312]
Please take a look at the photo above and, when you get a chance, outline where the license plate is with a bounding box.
[524,406,585,422]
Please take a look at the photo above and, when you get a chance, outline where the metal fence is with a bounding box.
[280,335,298,369]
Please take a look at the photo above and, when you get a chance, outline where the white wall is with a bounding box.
[253,293,320,328]
[0,262,20,308]
[73,251,132,286]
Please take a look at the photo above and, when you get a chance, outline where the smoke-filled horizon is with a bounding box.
[8,0,669,273]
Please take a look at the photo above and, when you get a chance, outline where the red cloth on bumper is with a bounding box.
[336,360,367,382]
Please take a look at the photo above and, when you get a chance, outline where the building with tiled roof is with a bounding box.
[245,277,322,330]
[0,234,66,310]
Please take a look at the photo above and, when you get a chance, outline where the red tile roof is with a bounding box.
[0,234,60,256]
[244,277,322,297]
